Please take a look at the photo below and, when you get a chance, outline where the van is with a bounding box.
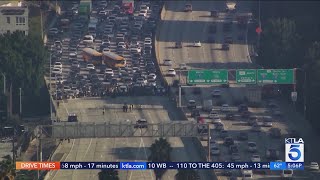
[202,100,213,112]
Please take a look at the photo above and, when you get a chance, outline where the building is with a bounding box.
[0,1,28,35]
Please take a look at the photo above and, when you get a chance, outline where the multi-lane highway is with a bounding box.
[156,1,320,180]
[45,96,213,180]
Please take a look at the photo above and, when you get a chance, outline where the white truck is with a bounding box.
[202,100,213,112]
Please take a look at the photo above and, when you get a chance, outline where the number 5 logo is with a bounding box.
[289,145,301,161]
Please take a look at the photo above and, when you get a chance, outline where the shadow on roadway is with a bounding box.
[156,19,258,45]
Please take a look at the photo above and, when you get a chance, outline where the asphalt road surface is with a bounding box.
[45,96,212,180]
[156,1,320,180]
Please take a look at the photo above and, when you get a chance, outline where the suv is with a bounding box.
[134,119,148,128]
[68,113,78,122]
[187,100,197,109]
[191,109,200,118]
[184,4,192,12]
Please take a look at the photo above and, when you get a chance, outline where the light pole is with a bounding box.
[49,53,53,123]
[19,88,22,117]
[1,73,5,94]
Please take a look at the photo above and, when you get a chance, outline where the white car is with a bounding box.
[193,41,202,47]
[139,9,147,16]
[179,63,187,70]
[251,154,261,162]
[147,79,157,86]
[221,104,229,112]
[83,35,94,44]
[163,59,172,66]
[248,142,257,152]
[210,146,220,155]
[136,78,147,85]
[309,162,319,170]
[147,73,157,80]
[53,62,62,69]
[213,117,222,123]
[86,64,95,70]
[211,89,221,97]
[105,68,114,76]
[52,67,62,74]
[167,69,176,76]
[118,42,126,49]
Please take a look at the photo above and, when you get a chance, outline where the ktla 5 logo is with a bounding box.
[285,138,304,162]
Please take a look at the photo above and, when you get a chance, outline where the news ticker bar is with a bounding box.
[16,162,304,170]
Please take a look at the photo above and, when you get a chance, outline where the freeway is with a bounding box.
[156,1,320,180]
[45,96,212,180]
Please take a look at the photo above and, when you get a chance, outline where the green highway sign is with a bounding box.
[236,69,257,84]
[187,70,228,84]
[257,69,294,84]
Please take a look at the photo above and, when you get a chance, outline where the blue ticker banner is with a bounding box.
[270,162,304,170]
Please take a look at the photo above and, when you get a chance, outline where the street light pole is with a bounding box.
[49,53,52,123]
[19,88,22,117]
[2,73,5,94]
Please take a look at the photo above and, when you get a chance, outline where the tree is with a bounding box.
[98,169,119,180]
[0,31,49,116]
[176,169,200,180]
[258,18,301,68]
[0,155,15,180]
[148,138,172,180]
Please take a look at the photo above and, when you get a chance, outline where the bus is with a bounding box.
[102,51,126,68]
[82,48,103,65]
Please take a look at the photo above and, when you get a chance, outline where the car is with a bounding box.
[71,61,80,68]
[309,162,319,170]
[269,128,281,138]
[118,42,126,49]
[242,170,253,179]
[220,130,228,138]
[134,119,148,128]
[215,122,224,131]
[210,146,220,155]
[208,111,219,119]
[248,142,257,152]
[179,63,187,70]
[86,64,95,70]
[83,35,94,43]
[130,47,142,53]
[193,41,202,47]
[175,42,182,48]
[225,36,233,44]
[184,4,192,12]
[248,116,258,125]
[187,100,196,109]
[167,69,176,76]
[266,148,280,159]
[229,145,239,154]
[251,124,261,132]
[211,10,218,17]
[221,104,229,112]
[224,137,234,146]
[226,113,234,120]
[103,48,110,53]
[105,68,114,76]
[241,111,251,118]
[222,43,230,50]
[211,89,221,97]
[52,67,62,74]
[136,78,147,85]
[63,86,71,91]
[213,117,222,124]
[238,104,248,112]
[237,132,248,141]
[191,109,200,118]
[53,62,62,69]
[68,113,78,122]
[281,169,293,178]
[231,153,241,161]
[163,59,172,66]
[251,154,261,162]
[147,73,157,80]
